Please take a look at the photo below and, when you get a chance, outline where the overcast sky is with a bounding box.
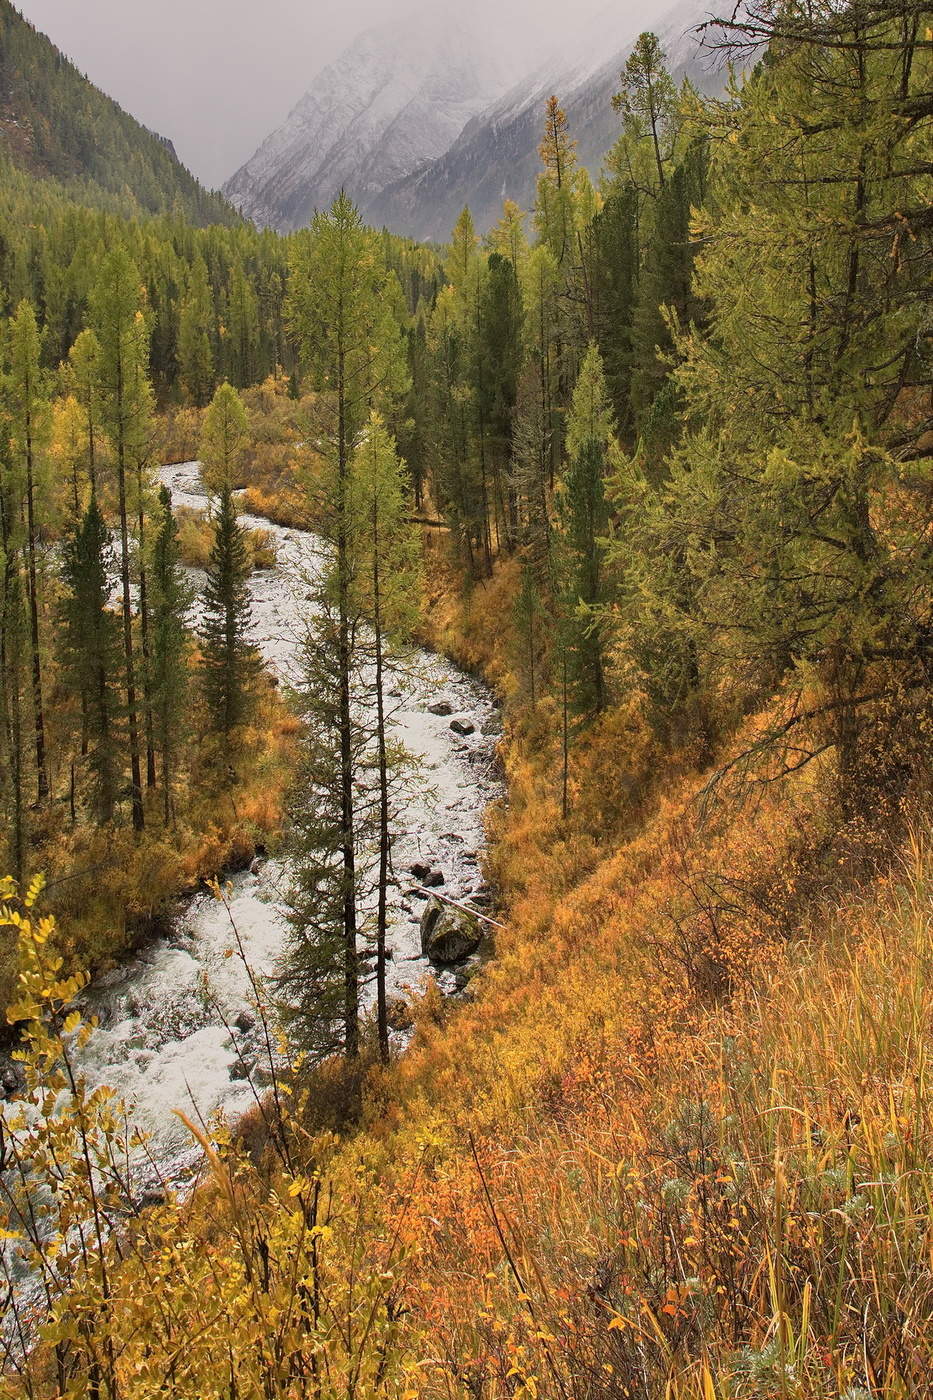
[14,0,648,189]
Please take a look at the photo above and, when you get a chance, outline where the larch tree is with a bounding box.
[65,328,103,493]
[556,342,614,718]
[150,485,191,824]
[7,299,50,804]
[59,493,121,823]
[285,191,407,1060]
[199,380,250,497]
[348,410,421,1063]
[0,431,29,881]
[91,247,152,832]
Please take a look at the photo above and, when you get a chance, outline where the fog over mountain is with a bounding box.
[225,0,721,239]
[13,0,644,187]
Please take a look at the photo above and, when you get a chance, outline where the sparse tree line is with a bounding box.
[0,254,266,885]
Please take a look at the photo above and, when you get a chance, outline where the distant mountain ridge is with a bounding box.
[0,0,237,225]
[367,0,721,240]
[223,10,510,233]
[225,0,721,241]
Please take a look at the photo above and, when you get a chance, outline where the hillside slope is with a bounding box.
[0,0,236,223]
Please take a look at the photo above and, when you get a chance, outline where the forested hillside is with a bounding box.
[1,1,932,1397]
[0,0,235,222]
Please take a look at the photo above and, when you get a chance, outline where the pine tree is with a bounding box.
[612,32,677,194]
[477,253,524,552]
[150,486,191,823]
[591,189,638,439]
[200,482,258,739]
[59,493,121,823]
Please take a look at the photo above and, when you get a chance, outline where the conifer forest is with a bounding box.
[0,0,931,1395]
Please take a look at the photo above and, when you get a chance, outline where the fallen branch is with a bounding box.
[410,885,506,930]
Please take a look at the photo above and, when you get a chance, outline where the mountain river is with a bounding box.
[2,460,502,1197]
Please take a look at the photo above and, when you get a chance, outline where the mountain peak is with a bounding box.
[222,9,510,232]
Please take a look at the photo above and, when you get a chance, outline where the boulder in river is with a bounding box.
[423,868,445,888]
[420,897,483,965]
[410,860,432,881]
[449,717,476,736]
[428,700,454,716]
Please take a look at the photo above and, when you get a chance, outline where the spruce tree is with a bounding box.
[178,256,215,407]
[200,482,258,739]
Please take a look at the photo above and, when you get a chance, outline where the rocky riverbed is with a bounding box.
[5,461,503,1180]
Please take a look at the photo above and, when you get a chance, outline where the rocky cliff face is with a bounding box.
[222,10,509,233]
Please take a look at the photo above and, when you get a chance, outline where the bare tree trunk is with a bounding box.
[336,347,359,1059]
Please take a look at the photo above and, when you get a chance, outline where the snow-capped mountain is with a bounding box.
[367,0,722,241]
[222,9,511,232]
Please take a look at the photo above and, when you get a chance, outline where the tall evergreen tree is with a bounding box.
[178,256,215,407]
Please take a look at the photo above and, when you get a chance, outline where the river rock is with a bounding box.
[234,1009,256,1034]
[229,1058,253,1082]
[423,868,445,888]
[420,898,483,965]
[428,700,454,716]
[410,860,432,881]
[386,996,413,1032]
[449,717,476,736]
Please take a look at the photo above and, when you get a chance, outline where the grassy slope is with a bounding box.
[342,540,933,1397]
[9,525,930,1399]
